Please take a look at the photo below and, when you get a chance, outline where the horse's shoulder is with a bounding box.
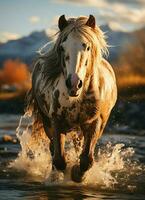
[98,59,117,103]
[101,59,116,80]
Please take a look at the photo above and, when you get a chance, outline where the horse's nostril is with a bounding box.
[66,78,72,89]
[78,80,82,89]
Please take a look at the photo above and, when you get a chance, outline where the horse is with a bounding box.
[26,15,117,182]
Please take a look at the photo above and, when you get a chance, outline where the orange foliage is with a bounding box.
[0,59,30,86]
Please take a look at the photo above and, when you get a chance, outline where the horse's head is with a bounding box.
[58,15,97,97]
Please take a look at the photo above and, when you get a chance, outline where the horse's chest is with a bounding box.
[45,80,98,127]
[61,104,80,124]
[52,92,97,125]
[50,89,80,124]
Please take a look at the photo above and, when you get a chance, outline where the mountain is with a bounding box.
[0,26,138,68]
[0,31,50,67]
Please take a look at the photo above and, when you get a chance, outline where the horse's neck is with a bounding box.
[84,61,100,97]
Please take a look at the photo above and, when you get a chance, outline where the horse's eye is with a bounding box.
[82,43,87,49]
[65,55,70,61]
[87,46,90,51]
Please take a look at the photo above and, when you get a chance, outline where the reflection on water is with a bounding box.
[0,114,145,200]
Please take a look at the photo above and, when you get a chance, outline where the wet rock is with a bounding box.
[2,135,17,143]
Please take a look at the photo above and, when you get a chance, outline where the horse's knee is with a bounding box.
[53,155,66,171]
[80,154,94,172]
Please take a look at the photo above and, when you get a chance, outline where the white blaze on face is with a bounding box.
[61,32,91,85]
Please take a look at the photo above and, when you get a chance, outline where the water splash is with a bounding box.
[10,112,144,191]
[11,111,52,178]
[82,143,135,188]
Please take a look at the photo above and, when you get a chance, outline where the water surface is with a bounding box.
[0,114,145,200]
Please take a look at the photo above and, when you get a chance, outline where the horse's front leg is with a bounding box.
[53,128,66,171]
[71,119,101,182]
[80,120,99,172]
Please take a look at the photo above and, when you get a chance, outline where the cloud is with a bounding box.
[122,8,145,24]
[108,21,128,32]
[107,3,145,24]
[50,15,60,27]
[105,0,145,6]
[0,32,20,43]
[56,0,145,30]
[45,15,61,34]
[56,0,145,7]
[29,16,40,24]
[45,27,57,37]
[56,0,108,8]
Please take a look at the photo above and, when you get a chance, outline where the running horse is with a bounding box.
[26,15,117,182]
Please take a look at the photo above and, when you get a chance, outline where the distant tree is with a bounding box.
[0,59,30,86]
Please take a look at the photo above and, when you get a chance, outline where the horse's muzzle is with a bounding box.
[66,74,82,97]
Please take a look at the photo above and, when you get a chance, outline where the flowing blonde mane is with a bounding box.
[36,16,108,85]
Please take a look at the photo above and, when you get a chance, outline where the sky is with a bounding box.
[0,0,145,42]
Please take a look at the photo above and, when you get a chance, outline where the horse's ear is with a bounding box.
[58,15,68,31]
[86,15,96,29]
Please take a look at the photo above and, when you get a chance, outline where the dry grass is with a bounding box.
[114,66,145,100]
[116,74,145,89]
[0,91,26,100]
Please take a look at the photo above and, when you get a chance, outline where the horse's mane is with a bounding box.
[35,16,108,85]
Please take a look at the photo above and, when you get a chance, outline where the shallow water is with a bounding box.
[0,114,145,200]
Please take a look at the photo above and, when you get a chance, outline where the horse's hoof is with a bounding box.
[53,157,66,171]
[71,165,84,183]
